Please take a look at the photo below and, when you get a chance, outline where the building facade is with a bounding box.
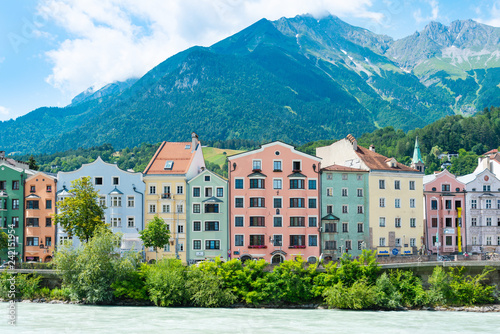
[24,172,57,262]
[228,141,321,264]
[317,135,424,257]
[320,165,369,260]
[57,157,145,252]
[458,168,500,254]
[186,169,228,263]
[143,133,205,263]
[423,170,465,255]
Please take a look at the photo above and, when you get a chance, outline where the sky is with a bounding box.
[1,0,499,121]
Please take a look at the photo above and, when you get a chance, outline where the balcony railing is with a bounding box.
[161,193,171,199]
[248,245,267,249]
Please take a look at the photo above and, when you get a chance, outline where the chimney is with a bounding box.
[191,132,199,152]
[369,145,375,152]
[0,151,4,158]
[346,134,357,151]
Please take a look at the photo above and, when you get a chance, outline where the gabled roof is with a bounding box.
[188,168,227,183]
[143,141,198,175]
[58,156,142,176]
[322,164,367,172]
[26,171,56,182]
[484,149,498,156]
[227,140,321,161]
[322,214,340,221]
[355,145,419,172]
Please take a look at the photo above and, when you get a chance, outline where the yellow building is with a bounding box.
[316,135,424,256]
[143,133,205,263]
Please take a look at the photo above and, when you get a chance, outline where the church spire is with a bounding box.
[411,137,425,172]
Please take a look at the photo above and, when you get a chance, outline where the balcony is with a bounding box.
[289,245,306,249]
[248,245,267,249]
[161,193,171,199]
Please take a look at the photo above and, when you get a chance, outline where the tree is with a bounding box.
[28,155,39,170]
[0,232,8,250]
[139,215,170,262]
[53,176,106,243]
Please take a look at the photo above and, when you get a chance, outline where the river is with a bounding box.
[1,303,500,333]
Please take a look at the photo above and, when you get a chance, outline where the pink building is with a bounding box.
[423,170,465,255]
[228,142,321,264]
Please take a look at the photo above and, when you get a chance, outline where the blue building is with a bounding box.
[56,157,145,252]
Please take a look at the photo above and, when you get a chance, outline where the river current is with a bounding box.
[1,303,499,333]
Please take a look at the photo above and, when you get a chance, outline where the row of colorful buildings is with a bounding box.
[1,133,500,265]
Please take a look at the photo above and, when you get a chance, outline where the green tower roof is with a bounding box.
[412,137,424,164]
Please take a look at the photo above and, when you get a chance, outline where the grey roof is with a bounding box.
[109,187,124,195]
[203,196,223,203]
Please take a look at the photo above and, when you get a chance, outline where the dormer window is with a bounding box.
[164,161,174,170]
[185,145,191,150]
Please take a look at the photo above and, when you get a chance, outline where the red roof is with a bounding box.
[143,142,197,175]
[322,164,367,172]
[355,145,418,172]
[484,149,499,156]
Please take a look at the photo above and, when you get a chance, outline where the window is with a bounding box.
[216,188,223,197]
[46,199,52,209]
[325,240,337,250]
[274,160,282,171]
[235,179,244,189]
[357,174,363,181]
[235,235,244,246]
[250,179,265,189]
[444,200,451,210]
[193,204,201,213]
[409,181,415,190]
[345,240,352,250]
[290,179,305,189]
[45,217,52,227]
[357,223,364,233]
[292,161,301,171]
[446,217,452,227]
[178,225,184,233]
[341,188,348,197]
[308,180,317,190]
[113,177,119,185]
[486,199,492,209]
[252,160,262,170]
[290,217,305,227]
[193,187,200,197]
[357,205,364,214]
[205,240,220,250]
[445,236,453,246]
[410,238,416,247]
[273,179,282,189]
[149,185,156,194]
[249,217,265,227]
[326,205,333,214]
[12,181,20,190]
[342,205,348,214]
[379,238,386,247]
[235,197,244,208]
[250,197,265,207]
[342,222,348,233]
[341,173,348,180]
[149,204,156,213]
[497,200,500,209]
[162,204,170,213]
[483,185,491,191]
[26,218,39,227]
[308,198,317,208]
[309,235,318,246]
[486,236,492,246]
[249,235,265,247]
[164,161,174,170]
[290,198,305,208]
[177,186,183,194]
[308,217,317,227]
[472,236,477,245]
[177,204,183,213]
[163,244,170,252]
[273,198,282,208]
[395,238,401,247]
[395,199,401,208]
[442,184,450,192]
[193,221,201,231]
[431,217,438,227]
[205,221,219,231]
[379,217,386,227]
[357,189,363,197]
[95,177,103,185]
[128,217,135,228]
[325,223,337,233]
[59,236,73,246]
[27,237,39,246]
[410,218,416,228]
[410,199,415,208]
[193,240,202,250]
[273,217,282,227]
[379,179,385,189]
[395,218,401,228]
[0,181,5,190]
[111,196,122,207]
[394,180,400,190]
[46,237,52,247]
[358,241,364,250]
[290,235,305,247]
[487,218,492,226]
[326,188,333,196]
[163,186,171,197]
[127,196,135,207]
[326,173,333,180]
[273,235,282,246]
[235,217,244,227]
[204,175,211,182]
[431,200,438,210]
[111,217,121,228]
[471,199,477,209]
[471,217,477,226]
[379,198,385,208]
[27,200,39,209]
[12,217,19,228]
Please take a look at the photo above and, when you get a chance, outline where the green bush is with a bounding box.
[0,271,15,299]
[427,266,452,306]
[111,267,149,301]
[143,259,188,307]
[186,268,236,307]
[375,272,403,309]
[15,274,42,300]
[323,279,378,310]
[38,287,51,299]
[50,287,72,301]
[447,267,496,306]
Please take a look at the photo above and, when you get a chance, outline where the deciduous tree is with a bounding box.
[139,215,170,262]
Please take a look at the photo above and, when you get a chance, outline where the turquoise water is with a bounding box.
[1,303,500,333]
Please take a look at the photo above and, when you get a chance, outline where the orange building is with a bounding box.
[24,172,57,262]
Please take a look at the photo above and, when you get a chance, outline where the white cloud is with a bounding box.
[413,0,439,24]
[38,0,383,95]
[0,106,10,117]
[475,2,500,27]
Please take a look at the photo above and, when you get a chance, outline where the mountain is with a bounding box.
[70,78,138,105]
[2,14,500,155]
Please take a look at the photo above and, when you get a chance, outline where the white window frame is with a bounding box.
[127,216,135,228]
[127,196,135,207]
[273,178,283,190]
